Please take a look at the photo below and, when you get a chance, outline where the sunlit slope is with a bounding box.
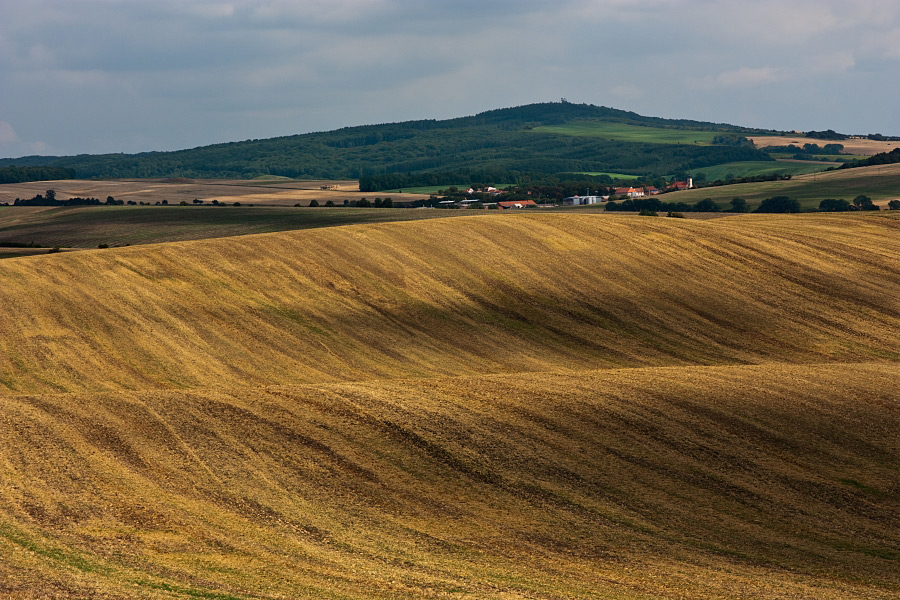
[1,363,898,599]
[1,213,900,393]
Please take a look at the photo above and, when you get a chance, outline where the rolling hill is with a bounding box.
[1,213,900,394]
[662,162,900,209]
[2,212,899,598]
[2,364,899,599]
[0,103,774,182]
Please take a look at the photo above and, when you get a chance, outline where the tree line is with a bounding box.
[0,166,75,184]
[11,189,123,206]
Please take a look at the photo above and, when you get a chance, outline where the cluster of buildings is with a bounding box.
[437,178,697,209]
[563,178,693,205]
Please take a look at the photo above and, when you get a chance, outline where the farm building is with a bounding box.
[563,195,605,205]
[614,187,645,198]
[670,178,694,190]
[497,200,537,210]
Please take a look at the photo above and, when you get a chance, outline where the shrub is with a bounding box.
[294,203,301,207]
[233,202,241,206]
[48,247,61,254]
[693,198,721,212]
[325,200,335,207]
[308,199,319,207]
[888,199,900,210]
[639,209,658,216]
[97,243,109,249]
[755,196,800,213]
[730,197,748,213]
[852,195,878,211]
[819,198,851,212]
[666,212,685,218]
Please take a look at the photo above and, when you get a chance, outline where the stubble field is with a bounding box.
[1,212,898,598]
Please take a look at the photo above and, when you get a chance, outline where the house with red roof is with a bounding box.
[497,200,537,210]
[613,187,645,198]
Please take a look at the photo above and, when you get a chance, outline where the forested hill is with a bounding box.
[0,102,777,182]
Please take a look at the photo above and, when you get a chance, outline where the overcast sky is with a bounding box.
[2,0,899,158]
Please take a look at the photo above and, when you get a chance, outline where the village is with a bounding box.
[437,179,694,209]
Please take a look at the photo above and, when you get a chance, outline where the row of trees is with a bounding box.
[819,195,884,211]
[605,197,749,213]
[608,194,897,214]
[11,189,124,206]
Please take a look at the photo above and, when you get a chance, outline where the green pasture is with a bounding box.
[690,161,835,182]
[570,172,640,180]
[531,121,723,145]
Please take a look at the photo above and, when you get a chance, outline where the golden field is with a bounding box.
[1,212,899,598]
[2,364,899,599]
[748,134,900,156]
[2,213,900,394]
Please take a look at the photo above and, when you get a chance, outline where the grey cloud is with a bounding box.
[0,0,898,158]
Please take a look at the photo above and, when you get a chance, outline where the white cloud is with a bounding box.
[715,66,784,88]
[0,121,17,144]
[609,84,644,100]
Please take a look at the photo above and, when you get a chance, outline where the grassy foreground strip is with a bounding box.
[1,363,898,599]
[1,212,900,393]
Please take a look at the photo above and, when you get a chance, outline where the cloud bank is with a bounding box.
[1,0,899,157]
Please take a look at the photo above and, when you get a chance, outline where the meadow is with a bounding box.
[531,121,723,144]
[569,171,640,180]
[690,159,834,181]
[1,212,899,598]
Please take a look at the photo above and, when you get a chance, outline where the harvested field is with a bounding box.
[749,134,900,156]
[1,212,899,393]
[1,363,898,599]
[2,212,899,598]
[0,205,490,249]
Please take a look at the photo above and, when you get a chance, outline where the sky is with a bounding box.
[2,0,900,158]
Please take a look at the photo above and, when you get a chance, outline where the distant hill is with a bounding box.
[0,102,777,184]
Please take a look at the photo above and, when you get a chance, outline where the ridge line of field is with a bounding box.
[1,360,896,401]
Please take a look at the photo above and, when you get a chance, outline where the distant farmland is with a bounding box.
[690,159,835,181]
[749,134,900,155]
[0,178,431,207]
[0,205,490,249]
[663,162,900,209]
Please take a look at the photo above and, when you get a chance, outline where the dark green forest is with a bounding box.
[1,102,779,188]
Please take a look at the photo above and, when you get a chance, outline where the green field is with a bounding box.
[691,160,835,181]
[767,152,867,161]
[570,171,640,180]
[532,121,723,145]
[664,162,900,209]
[0,206,490,249]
